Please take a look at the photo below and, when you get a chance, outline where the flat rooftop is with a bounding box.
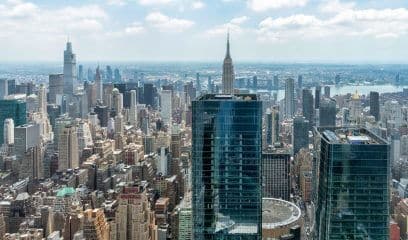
[262,198,301,229]
[319,127,387,145]
[197,94,258,101]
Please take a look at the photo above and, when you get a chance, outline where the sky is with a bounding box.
[1,0,408,63]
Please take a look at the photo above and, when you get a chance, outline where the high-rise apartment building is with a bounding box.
[63,41,76,96]
[192,93,262,239]
[314,127,389,239]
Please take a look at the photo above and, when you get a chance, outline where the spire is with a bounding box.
[226,30,230,58]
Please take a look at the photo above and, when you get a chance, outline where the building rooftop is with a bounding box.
[262,198,301,229]
[319,127,387,145]
[197,94,258,101]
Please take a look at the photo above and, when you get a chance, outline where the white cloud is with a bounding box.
[207,16,249,36]
[145,11,194,32]
[319,0,355,13]
[257,7,408,41]
[107,0,127,6]
[125,22,145,34]
[139,0,173,6]
[191,1,205,9]
[247,0,308,12]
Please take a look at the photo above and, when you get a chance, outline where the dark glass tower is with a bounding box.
[370,91,380,121]
[319,98,336,127]
[302,89,314,126]
[0,99,26,144]
[293,116,309,156]
[192,94,262,240]
[314,127,390,240]
[315,85,321,109]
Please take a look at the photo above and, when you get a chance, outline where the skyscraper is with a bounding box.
[0,79,8,100]
[370,91,380,121]
[314,127,389,239]
[192,94,262,239]
[0,99,26,145]
[196,73,201,94]
[49,74,64,104]
[302,88,314,126]
[292,116,309,155]
[3,118,14,146]
[63,41,77,96]
[324,85,330,98]
[262,150,291,200]
[315,85,321,109]
[161,90,172,127]
[253,75,258,91]
[284,78,295,119]
[58,125,79,171]
[222,33,234,94]
[129,90,138,127]
[95,66,103,102]
[319,98,336,127]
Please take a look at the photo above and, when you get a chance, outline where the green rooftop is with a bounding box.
[56,187,75,197]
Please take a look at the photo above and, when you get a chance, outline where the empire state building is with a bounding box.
[222,33,234,94]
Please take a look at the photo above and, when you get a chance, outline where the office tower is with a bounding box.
[7,79,15,95]
[192,93,262,239]
[271,106,280,145]
[63,41,77,96]
[292,116,309,156]
[20,145,44,180]
[87,67,94,81]
[49,74,64,104]
[396,73,401,84]
[265,109,273,146]
[0,99,26,145]
[196,73,201,93]
[94,105,109,127]
[222,33,234,94]
[0,79,8,99]
[302,89,314,125]
[58,125,79,171]
[3,118,14,150]
[129,90,138,127]
[335,74,340,85]
[144,83,157,108]
[116,185,152,240]
[78,64,83,82]
[297,75,302,89]
[315,85,321,109]
[83,209,110,240]
[314,128,389,240]
[324,85,330,98]
[106,65,113,82]
[111,88,123,116]
[253,75,258,91]
[273,75,279,90]
[284,78,295,118]
[349,91,362,124]
[262,150,291,200]
[161,90,172,127]
[207,76,213,93]
[38,84,47,116]
[14,123,40,156]
[179,207,192,240]
[370,91,380,121]
[319,98,336,127]
[114,68,121,82]
[95,66,103,102]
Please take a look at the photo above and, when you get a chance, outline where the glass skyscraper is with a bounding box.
[314,127,390,240]
[0,99,26,145]
[192,94,262,240]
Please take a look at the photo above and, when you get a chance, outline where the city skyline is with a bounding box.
[1,0,408,63]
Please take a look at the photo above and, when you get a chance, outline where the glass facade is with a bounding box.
[0,99,26,144]
[314,128,390,240]
[192,94,262,240]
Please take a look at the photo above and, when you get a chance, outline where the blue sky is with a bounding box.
[1,0,408,62]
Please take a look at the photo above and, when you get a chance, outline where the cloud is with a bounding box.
[257,7,408,41]
[319,0,355,13]
[139,0,173,6]
[207,16,249,36]
[247,0,308,12]
[191,1,205,9]
[107,0,127,6]
[125,22,145,34]
[145,12,194,32]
